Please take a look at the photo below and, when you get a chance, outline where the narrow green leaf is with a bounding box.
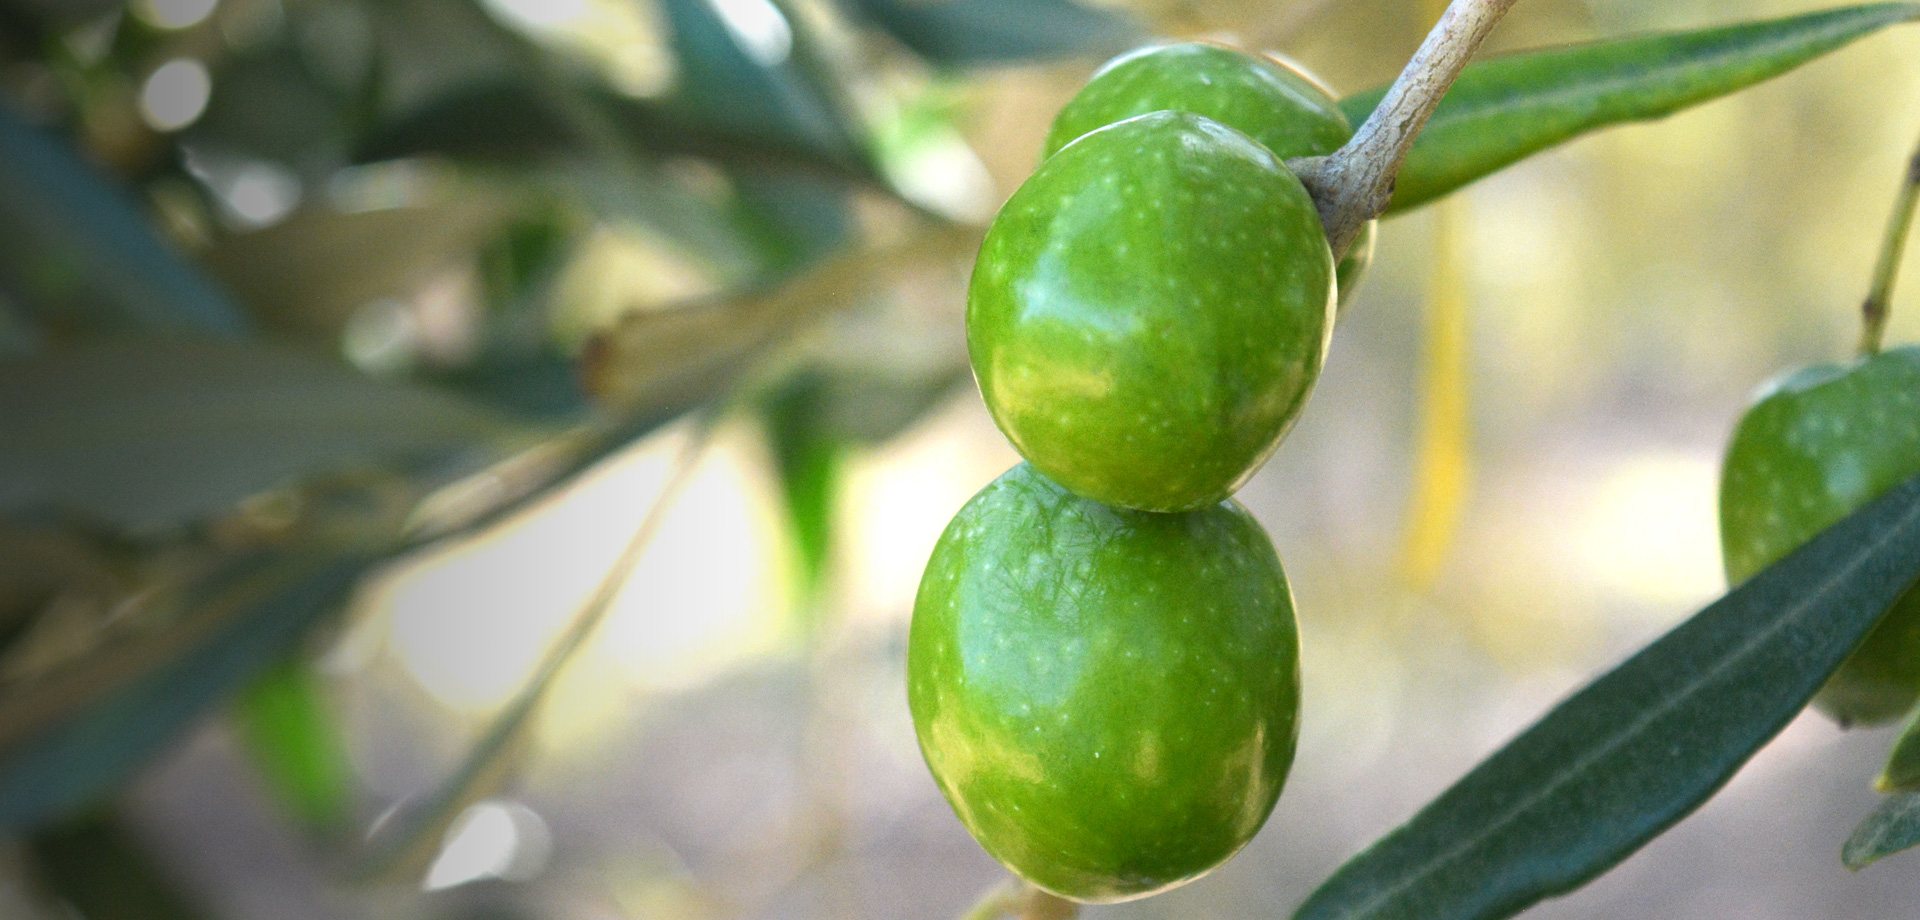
[838,0,1141,65]
[761,372,845,607]
[232,657,355,832]
[1844,790,1920,868]
[0,339,521,531]
[1876,699,1920,791]
[1339,3,1920,213]
[0,103,250,336]
[1294,470,1920,920]
[0,553,369,831]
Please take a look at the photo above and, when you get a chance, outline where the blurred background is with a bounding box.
[3,0,1920,917]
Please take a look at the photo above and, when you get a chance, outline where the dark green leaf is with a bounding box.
[0,102,250,336]
[232,657,354,832]
[658,0,872,174]
[839,0,1141,65]
[355,82,588,165]
[0,553,369,831]
[30,810,210,920]
[190,49,349,168]
[1294,470,1920,920]
[1339,3,1920,213]
[0,339,522,531]
[1844,790,1920,869]
[1876,700,1920,791]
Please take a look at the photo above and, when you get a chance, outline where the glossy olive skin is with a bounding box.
[1042,43,1350,162]
[908,464,1301,902]
[1720,346,1920,726]
[1042,42,1376,309]
[968,111,1335,512]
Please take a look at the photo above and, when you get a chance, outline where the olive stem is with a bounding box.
[1286,0,1520,258]
[958,879,1079,920]
[1858,127,1920,356]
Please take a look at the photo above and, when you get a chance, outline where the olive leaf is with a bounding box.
[658,0,874,176]
[0,553,371,830]
[1843,790,1920,869]
[1875,700,1920,792]
[232,657,356,833]
[0,339,524,532]
[836,0,1141,66]
[0,103,250,337]
[1340,2,1920,213]
[1293,470,1920,920]
[30,810,211,920]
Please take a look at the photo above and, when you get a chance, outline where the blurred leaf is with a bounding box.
[232,657,354,832]
[1294,470,1920,920]
[1844,790,1920,869]
[729,171,858,277]
[30,810,209,920]
[190,49,349,169]
[1877,699,1920,792]
[658,0,872,175]
[1339,3,1920,213]
[761,372,843,606]
[838,0,1141,65]
[0,339,522,532]
[1398,201,1472,588]
[200,199,510,340]
[0,553,370,831]
[0,102,250,337]
[356,82,589,165]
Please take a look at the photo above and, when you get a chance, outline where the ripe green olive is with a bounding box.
[908,463,1301,903]
[1719,345,1920,726]
[967,110,1335,512]
[1042,41,1376,309]
[1042,43,1351,162]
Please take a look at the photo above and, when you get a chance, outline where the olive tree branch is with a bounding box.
[1286,0,1521,258]
[1859,125,1920,356]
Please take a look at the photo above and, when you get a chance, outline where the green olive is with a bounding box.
[1042,41,1376,309]
[908,463,1301,902]
[967,110,1335,512]
[1042,43,1351,162]
[1719,345,1920,726]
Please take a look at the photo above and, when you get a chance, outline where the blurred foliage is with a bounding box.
[28,810,209,920]
[2,0,1920,916]
[0,0,1121,901]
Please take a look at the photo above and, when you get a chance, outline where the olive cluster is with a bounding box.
[907,44,1374,903]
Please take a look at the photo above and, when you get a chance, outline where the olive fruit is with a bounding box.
[1042,42,1377,308]
[908,463,1301,903]
[1719,345,1920,726]
[1041,43,1350,162]
[967,110,1335,512]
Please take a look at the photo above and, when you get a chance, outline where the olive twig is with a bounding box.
[1287,0,1521,258]
[1858,125,1920,356]
[350,415,719,881]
